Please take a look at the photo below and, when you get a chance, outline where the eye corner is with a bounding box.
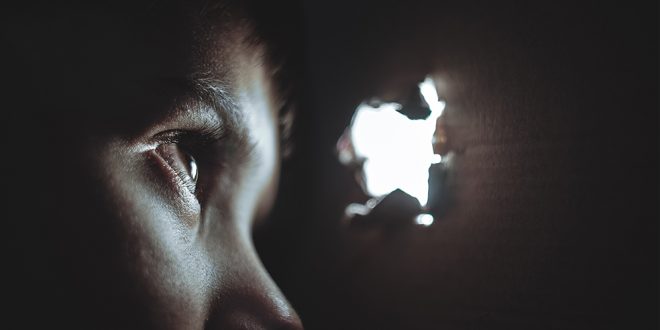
[155,142,199,186]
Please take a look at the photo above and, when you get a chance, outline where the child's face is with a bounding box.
[28,4,302,329]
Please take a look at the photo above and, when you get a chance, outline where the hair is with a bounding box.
[1,1,303,157]
[201,0,303,156]
[1,2,304,325]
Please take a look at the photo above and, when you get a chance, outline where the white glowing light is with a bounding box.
[345,203,371,217]
[415,213,434,226]
[419,77,445,115]
[349,77,445,206]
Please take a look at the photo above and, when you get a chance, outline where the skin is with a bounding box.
[4,2,302,329]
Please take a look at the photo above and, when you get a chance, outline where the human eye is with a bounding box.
[131,78,242,220]
[153,131,201,196]
[143,109,229,219]
[149,122,227,197]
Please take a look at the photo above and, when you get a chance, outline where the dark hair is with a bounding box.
[1,2,304,325]
[204,0,303,155]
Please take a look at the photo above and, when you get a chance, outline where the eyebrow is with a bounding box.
[185,73,294,157]
[182,74,260,159]
[185,75,244,133]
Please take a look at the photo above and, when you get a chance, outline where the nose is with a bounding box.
[205,242,303,330]
[207,290,302,330]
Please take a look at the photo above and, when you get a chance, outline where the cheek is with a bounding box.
[97,142,215,328]
[228,112,279,229]
[249,101,280,222]
[232,61,281,224]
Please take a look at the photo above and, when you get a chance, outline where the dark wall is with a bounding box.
[259,1,658,329]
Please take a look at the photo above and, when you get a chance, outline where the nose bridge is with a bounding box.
[206,235,302,329]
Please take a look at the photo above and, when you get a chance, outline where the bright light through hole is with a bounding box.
[349,77,445,206]
[415,213,434,226]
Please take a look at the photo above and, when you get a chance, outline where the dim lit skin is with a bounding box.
[6,3,302,329]
[93,48,299,328]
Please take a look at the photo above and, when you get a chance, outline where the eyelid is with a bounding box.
[126,104,226,154]
[123,75,245,150]
[155,143,198,192]
[151,105,225,139]
[148,146,201,219]
[152,126,227,149]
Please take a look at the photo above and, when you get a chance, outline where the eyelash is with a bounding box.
[152,127,227,195]
[153,125,226,148]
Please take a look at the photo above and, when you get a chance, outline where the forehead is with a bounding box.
[110,3,260,84]
[18,2,254,70]
[9,2,266,131]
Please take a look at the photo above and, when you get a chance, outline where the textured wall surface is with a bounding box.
[259,1,657,329]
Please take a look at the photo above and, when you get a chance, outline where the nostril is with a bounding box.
[204,286,303,329]
[273,314,303,330]
[205,307,302,330]
[204,238,303,329]
[261,292,303,330]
